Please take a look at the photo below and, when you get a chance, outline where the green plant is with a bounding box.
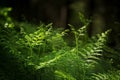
[1,9,120,80]
[31,23,111,80]
[91,70,120,80]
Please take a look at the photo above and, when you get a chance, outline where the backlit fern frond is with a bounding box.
[55,70,76,80]
[35,52,66,70]
[91,70,120,80]
[79,30,111,64]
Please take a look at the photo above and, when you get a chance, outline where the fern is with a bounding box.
[35,52,66,69]
[91,70,120,80]
[55,70,76,80]
[30,24,111,80]
[1,9,119,80]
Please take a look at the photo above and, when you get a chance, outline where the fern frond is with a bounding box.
[35,53,66,70]
[79,12,91,25]
[91,73,109,80]
[55,70,76,80]
[78,30,111,65]
[91,70,120,80]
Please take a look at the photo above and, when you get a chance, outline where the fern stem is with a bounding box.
[75,32,79,54]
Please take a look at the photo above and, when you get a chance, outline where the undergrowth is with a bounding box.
[0,7,120,80]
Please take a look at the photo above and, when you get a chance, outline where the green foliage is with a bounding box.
[55,70,76,80]
[0,7,14,28]
[91,70,120,80]
[0,8,120,80]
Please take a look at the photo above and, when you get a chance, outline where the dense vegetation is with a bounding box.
[0,7,120,80]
